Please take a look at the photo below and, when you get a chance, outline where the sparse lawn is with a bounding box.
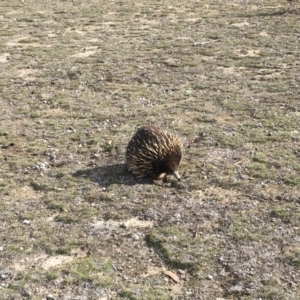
[0,0,299,299]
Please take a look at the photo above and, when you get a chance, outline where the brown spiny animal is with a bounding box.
[126,125,182,181]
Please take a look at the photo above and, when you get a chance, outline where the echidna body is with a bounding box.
[126,125,182,181]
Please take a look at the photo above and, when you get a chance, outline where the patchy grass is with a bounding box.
[282,246,300,268]
[117,286,171,300]
[0,0,300,299]
[146,227,220,269]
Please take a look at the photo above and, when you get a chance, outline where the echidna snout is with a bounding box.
[173,171,181,181]
[126,125,182,181]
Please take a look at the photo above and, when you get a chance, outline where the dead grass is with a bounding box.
[0,0,300,299]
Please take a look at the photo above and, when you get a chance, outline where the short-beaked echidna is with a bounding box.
[126,125,182,181]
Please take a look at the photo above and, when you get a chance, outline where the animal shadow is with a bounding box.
[72,163,152,187]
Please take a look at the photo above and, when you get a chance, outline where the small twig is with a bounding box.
[112,264,118,272]
[190,224,200,239]
[234,159,244,165]
[242,194,261,201]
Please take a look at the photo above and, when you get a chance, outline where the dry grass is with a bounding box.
[0,0,299,299]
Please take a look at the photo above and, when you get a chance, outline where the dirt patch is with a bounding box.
[90,218,154,230]
[0,53,10,63]
[13,255,70,272]
[3,186,42,201]
[71,47,99,58]
[12,248,87,272]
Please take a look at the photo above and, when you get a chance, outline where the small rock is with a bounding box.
[46,293,55,300]
[206,274,213,280]
[120,222,127,229]
[174,213,181,220]
[22,290,32,297]
[229,284,243,292]
[0,270,14,280]
[131,233,140,241]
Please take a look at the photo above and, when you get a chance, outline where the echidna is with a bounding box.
[126,125,182,181]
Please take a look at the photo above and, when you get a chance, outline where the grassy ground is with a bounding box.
[0,0,299,299]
